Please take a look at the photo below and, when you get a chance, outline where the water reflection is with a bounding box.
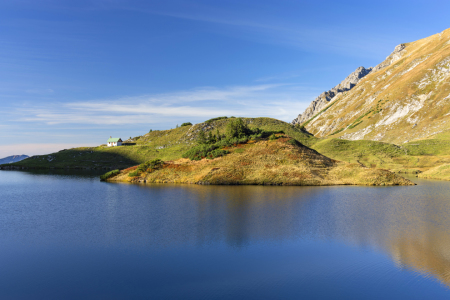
[2,170,450,295]
[129,181,450,286]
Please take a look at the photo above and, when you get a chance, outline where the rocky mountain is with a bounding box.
[0,155,29,164]
[294,28,450,144]
[292,66,373,125]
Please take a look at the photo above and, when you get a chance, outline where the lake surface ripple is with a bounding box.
[1,170,450,299]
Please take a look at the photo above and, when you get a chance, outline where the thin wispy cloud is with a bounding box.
[13,84,312,126]
[114,2,398,59]
[0,143,91,158]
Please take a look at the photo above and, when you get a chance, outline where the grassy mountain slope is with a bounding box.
[310,138,450,173]
[5,117,315,170]
[418,164,450,180]
[107,134,413,186]
[303,28,450,144]
[6,115,450,177]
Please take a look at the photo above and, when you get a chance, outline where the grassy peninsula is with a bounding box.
[101,118,413,186]
[107,133,413,186]
[6,115,450,183]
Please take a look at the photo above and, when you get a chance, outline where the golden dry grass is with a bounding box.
[418,163,450,180]
[305,28,450,144]
[108,137,414,186]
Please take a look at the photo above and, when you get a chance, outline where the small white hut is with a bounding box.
[107,137,123,147]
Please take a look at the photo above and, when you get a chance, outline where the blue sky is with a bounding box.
[1,0,449,157]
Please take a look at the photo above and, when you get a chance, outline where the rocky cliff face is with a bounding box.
[292,66,373,125]
[296,28,450,144]
[292,43,410,126]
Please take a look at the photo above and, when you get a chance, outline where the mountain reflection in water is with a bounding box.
[1,171,450,298]
[129,181,450,287]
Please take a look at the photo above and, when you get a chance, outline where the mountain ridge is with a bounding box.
[292,42,408,126]
[0,155,29,164]
[294,28,450,144]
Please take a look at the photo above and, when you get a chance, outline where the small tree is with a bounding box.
[149,129,153,133]
[208,131,215,144]
[226,117,251,139]
[216,129,221,141]
[197,129,207,144]
[181,122,192,127]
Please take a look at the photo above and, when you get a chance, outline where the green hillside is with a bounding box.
[5,115,450,180]
[4,117,315,170]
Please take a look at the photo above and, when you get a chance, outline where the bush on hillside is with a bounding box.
[181,122,192,127]
[128,159,164,177]
[182,144,219,160]
[226,117,251,139]
[206,149,229,159]
[100,169,120,181]
[183,118,288,161]
[128,170,140,177]
[197,129,207,144]
[205,116,228,123]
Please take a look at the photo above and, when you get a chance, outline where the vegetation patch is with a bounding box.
[330,128,345,135]
[105,136,414,186]
[301,100,338,127]
[100,169,120,181]
[128,159,164,177]
[183,118,287,161]
[205,116,229,123]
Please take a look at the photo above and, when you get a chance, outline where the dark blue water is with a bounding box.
[1,170,450,299]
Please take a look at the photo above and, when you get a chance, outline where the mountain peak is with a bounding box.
[293,28,450,144]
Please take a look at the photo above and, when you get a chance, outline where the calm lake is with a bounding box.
[1,170,450,299]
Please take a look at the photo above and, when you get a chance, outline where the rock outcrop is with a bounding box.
[372,43,406,72]
[292,66,373,125]
[295,28,450,144]
[292,43,408,126]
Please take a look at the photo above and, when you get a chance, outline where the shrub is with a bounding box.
[100,169,120,181]
[226,117,251,139]
[216,129,222,141]
[197,129,207,144]
[128,170,140,177]
[287,139,302,147]
[295,124,305,130]
[138,159,164,172]
[205,116,228,123]
[206,149,229,159]
[129,159,164,176]
[181,122,192,127]
[182,144,219,160]
[208,131,218,144]
[269,133,277,141]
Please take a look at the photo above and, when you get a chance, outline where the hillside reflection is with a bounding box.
[130,181,450,287]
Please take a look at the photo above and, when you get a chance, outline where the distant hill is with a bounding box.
[0,155,29,164]
[293,27,450,144]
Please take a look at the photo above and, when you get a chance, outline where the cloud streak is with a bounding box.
[0,143,92,157]
[14,84,313,126]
